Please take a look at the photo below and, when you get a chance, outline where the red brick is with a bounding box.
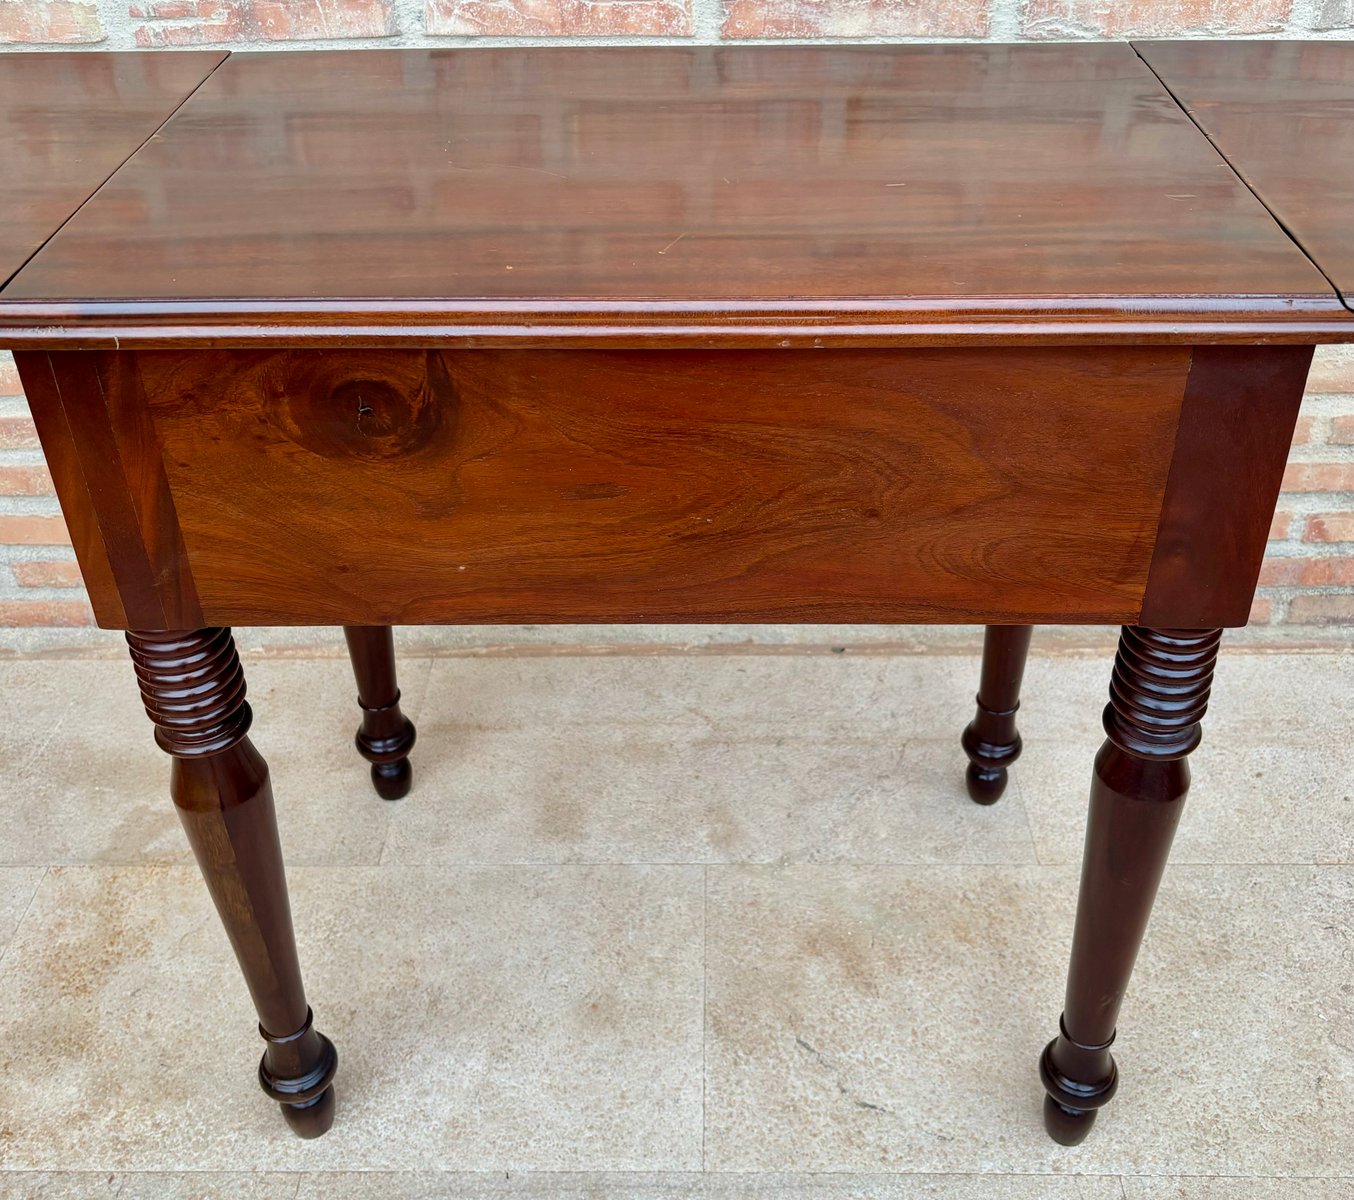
[1268,510,1293,540]
[1289,414,1315,445]
[0,416,40,450]
[721,0,987,36]
[0,599,92,626]
[1024,0,1292,37]
[0,0,103,42]
[253,0,394,38]
[0,464,53,496]
[133,0,391,45]
[427,0,690,34]
[1248,596,1273,625]
[0,514,71,545]
[1298,556,1354,586]
[1305,512,1354,543]
[1257,558,1303,586]
[1287,593,1354,626]
[1280,463,1354,493]
[1307,346,1354,394]
[0,354,20,397]
[12,558,83,588]
[1332,415,1354,445]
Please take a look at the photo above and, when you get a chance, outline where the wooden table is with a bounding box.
[2,42,1351,1148]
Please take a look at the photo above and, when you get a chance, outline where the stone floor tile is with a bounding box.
[1122,1180,1354,1198]
[0,864,702,1172]
[1014,655,1354,865]
[0,868,44,960]
[704,864,1354,1177]
[294,1171,1122,1198]
[0,1174,299,1198]
[0,658,433,868]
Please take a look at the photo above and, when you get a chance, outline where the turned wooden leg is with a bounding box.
[1039,626,1220,1145]
[126,628,338,1138]
[961,624,1033,804]
[343,625,416,800]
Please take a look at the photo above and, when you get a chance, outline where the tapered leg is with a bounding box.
[343,625,416,800]
[126,628,338,1138]
[961,624,1033,803]
[1039,626,1220,1145]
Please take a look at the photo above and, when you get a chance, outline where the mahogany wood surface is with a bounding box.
[2,44,1351,348]
[125,627,337,1137]
[961,625,1033,804]
[1140,345,1311,628]
[1137,40,1354,311]
[30,345,1194,628]
[1,43,1345,1149]
[0,51,225,289]
[1039,626,1221,1145]
[343,626,417,800]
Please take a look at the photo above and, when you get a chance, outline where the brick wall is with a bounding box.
[2,0,1352,634]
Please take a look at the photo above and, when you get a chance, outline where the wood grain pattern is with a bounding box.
[117,345,1192,628]
[1137,40,1354,312]
[1140,345,1311,628]
[0,51,225,288]
[2,44,1349,349]
[15,350,203,630]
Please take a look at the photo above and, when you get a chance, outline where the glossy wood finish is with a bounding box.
[961,625,1034,804]
[343,625,416,800]
[34,345,1189,627]
[1137,40,1354,312]
[1040,626,1221,1145]
[0,51,225,288]
[1141,346,1311,627]
[1,44,1345,1149]
[125,627,337,1136]
[2,45,1350,348]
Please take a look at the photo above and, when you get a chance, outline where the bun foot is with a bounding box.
[259,1012,338,1139]
[961,626,1032,807]
[280,1085,336,1139]
[371,755,412,801]
[1038,1030,1117,1147]
[1042,1094,1097,1146]
[965,760,1008,804]
[343,627,416,802]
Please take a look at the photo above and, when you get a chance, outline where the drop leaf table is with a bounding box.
[2,41,1351,1147]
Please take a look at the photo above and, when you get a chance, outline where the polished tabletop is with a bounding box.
[0,51,225,288]
[1139,39,1354,312]
[1,43,1349,347]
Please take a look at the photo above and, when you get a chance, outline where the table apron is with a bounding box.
[15,344,1309,630]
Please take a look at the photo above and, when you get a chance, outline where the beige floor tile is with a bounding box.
[293,1172,1122,1198]
[704,864,1354,1177]
[0,1174,300,1198]
[1123,1181,1354,1199]
[0,863,702,1172]
[0,658,432,868]
[0,868,44,958]
[384,731,1033,867]
[1015,656,1354,866]
[385,657,1033,866]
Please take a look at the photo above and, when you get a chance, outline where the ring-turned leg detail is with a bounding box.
[962,624,1033,804]
[1040,625,1220,1145]
[127,627,338,1138]
[343,625,416,800]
